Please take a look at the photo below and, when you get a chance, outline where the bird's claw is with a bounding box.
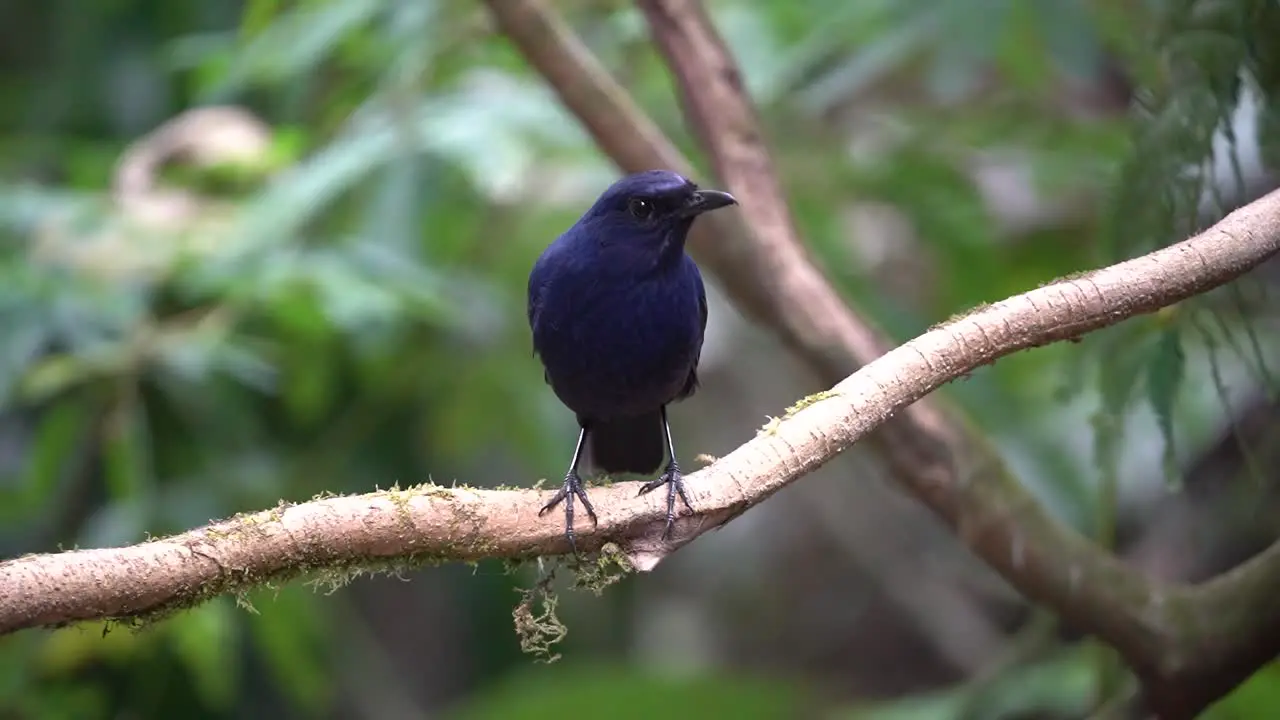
[539,471,598,555]
[638,462,693,541]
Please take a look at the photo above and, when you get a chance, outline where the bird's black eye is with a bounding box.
[627,197,655,220]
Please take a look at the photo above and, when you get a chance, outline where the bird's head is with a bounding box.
[578,170,737,266]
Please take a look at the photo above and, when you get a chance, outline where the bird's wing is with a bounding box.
[678,262,708,399]
[527,255,547,332]
[527,249,547,381]
[696,265,708,338]
[527,249,556,384]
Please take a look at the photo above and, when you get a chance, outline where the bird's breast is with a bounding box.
[534,263,703,419]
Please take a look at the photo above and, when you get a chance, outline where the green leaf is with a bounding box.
[1091,324,1154,532]
[6,398,92,522]
[282,334,337,426]
[212,0,382,93]
[246,586,331,715]
[362,155,422,255]
[448,664,807,720]
[837,644,1097,719]
[929,0,1012,101]
[168,599,240,710]
[1033,0,1101,80]
[1205,660,1280,719]
[237,125,403,246]
[1145,327,1186,486]
[103,398,153,502]
[793,7,938,115]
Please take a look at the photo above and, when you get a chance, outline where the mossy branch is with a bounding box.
[3,193,1279,688]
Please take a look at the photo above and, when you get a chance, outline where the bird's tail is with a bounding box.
[583,412,666,477]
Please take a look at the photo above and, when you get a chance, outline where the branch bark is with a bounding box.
[2,190,1279,712]
[481,0,1280,715]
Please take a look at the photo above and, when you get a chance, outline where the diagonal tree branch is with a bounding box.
[482,0,1280,715]
[1162,540,1280,713]
[2,189,1279,688]
[482,0,1090,643]
[625,0,1089,632]
[635,0,892,367]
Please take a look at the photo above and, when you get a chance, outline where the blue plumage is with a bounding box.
[527,170,737,549]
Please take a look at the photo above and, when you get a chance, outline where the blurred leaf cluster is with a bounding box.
[0,0,1279,718]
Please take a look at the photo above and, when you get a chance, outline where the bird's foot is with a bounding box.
[539,470,598,555]
[638,461,694,541]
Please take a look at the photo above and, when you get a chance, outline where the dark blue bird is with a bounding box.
[527,170,738,550]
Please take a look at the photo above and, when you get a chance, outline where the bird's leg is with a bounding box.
[638,406,694,540]
[538,426,598,554]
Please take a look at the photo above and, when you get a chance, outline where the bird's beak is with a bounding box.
[680,189,738,217]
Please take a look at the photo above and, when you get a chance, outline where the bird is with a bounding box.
[527,169,738,551]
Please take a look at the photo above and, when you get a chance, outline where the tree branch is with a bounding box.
[634,0,893,364]
[3,190,1279,659]
[627,0,1133,641]
[481,0,1280,715]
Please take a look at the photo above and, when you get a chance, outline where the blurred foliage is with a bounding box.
[1,0,1279,718]
[837,643,1102,720]
[446,663,808,719]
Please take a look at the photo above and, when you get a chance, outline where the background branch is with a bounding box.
[482,0,1280,715]
[635,0,891,368]
[480,0,1113,614]
[3,190,1279,718]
